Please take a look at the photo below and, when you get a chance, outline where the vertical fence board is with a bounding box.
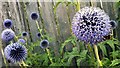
[40,2,60,56]
[24,2,39,42]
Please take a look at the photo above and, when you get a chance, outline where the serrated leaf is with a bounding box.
[110,59,120,66]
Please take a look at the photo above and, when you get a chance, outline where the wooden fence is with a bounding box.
[0,1,119,67]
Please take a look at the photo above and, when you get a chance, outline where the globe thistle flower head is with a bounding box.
[36,32,41,38]
[18,38,26,44]
[22,32,28,37]
[1,29,15,42]
[30,12,39,20]
[4,42,27,63]
[109,20,117,29]
[40,40,49,49]
[72,7,112,45]
[3,19,13,28]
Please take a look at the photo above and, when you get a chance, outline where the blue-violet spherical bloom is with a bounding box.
[40,40,49,49]
[1,29,15,42]
[4,42,27,63]
[72,7,112,45]
[30,12,39,20]
[3,19,13,28]
[18,39,26,44]
[36,32,41,38]
[22,32,28,37]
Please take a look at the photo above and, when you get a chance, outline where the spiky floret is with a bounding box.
[4,42,27,63]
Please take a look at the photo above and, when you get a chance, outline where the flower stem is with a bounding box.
[35,20,41,32]
[46,48,53,64]
[35,21,44,39]
[93,45,102,67]
[19,60,28,68]
[0,46,8,68]
[76,0,80,11]
[100,0,103,9]
[22,60,28,68]
[19,62,22,68]
[87,44,95,65]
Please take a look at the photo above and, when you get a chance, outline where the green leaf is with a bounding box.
[106,40,115,51]
[76,50,87,66]
[79,50,88,58]
[77,58,83,66]
[113,38,119,45]
[110,51,120,59]
[110,59,120,66]
[43,58,49,66]
[49,63,63,66]
[98,44,107,56]
[68,55,80,65]
[60,36,76,55]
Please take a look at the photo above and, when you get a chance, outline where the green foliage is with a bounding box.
[98,38,120,57]
[62,46,88,66]
[110,59,120,66]
[98,42,107,56]
[60,36,76,55]
[24,2,120,67]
